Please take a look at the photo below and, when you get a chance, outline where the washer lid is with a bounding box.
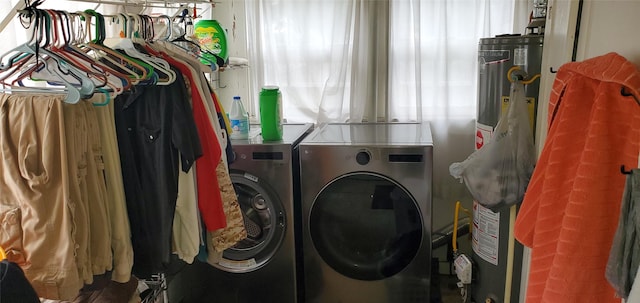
[301,123,432,146]
[231,123,313,146]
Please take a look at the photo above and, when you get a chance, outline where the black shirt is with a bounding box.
[114,69,202,277]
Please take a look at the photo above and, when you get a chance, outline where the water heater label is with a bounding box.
[476,123,494,150]
[472,201,500,265]
[514,48,528,66]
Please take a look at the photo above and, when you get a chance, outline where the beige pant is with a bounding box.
[64,100,113,282]
[0,94,122,300]
[0,93,82,300]
[94,101,134,283]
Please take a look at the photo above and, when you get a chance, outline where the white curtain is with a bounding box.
[387,1,516,234]
[246,0,362,123]
[245,0,519,244]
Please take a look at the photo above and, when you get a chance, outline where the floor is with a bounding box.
[431,258,465,303]
[437,274,464,303]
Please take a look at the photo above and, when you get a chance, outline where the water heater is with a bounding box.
[473,34,543,303]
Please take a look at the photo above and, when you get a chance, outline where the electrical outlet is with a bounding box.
[454,254,473,284]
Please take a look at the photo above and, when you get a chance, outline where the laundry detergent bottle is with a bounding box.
[229,96,250,140]
[259,86,283,141]
[194,19,228,65]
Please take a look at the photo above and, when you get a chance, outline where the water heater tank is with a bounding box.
[473,34,543,303]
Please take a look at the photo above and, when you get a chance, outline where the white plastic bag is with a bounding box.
[449,81,536,212]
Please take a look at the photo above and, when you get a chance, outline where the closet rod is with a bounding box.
[65,0,215,5]
[0,0,214,34]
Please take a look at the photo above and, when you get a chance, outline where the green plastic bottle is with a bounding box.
[194,20,228,64]
[259,86,283,141]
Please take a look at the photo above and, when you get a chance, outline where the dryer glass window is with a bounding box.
[310,173,422,281]
[214,173,286,273]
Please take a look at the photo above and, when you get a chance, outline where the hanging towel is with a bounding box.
[606,169,640,300]
[627,265,640,303]
[514,52,640,303]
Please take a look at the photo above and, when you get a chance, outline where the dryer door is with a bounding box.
[213,171,286,273]
[310,172,423,281]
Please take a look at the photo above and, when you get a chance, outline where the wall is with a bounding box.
[521,0,640,302]
[211,0,254,118]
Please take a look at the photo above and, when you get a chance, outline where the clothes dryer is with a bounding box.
[299,122,433,303]
[168,123,312,303]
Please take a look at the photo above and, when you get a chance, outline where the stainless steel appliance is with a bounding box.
[299,123,433,303]
[473,34,543,303]
[168,123,312,303]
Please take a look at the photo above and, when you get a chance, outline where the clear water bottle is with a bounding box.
[229,96,250,140]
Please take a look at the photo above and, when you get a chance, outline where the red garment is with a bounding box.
[160,53,227,231]
[514,53,640,303]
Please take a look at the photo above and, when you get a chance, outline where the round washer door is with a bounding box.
[213,172,286,273]
[310,172,423,281]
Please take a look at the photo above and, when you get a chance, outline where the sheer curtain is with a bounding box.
[387,0,515,233]
[245,0,518,248]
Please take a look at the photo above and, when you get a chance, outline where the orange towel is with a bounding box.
[514,52,640,303]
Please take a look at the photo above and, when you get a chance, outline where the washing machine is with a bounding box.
[168,123,312,303]
[299,122,433,303]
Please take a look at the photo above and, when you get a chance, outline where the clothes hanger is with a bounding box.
[33,10,110,90]
[17,9,96,96]
[98,12,169,85]
[0,6,44,71]
[55,9,129,97]
[77,10,149,84]
[122,13,175,84]
[105,13,175,85]
[0,10,89,103]
[62,10,132,91]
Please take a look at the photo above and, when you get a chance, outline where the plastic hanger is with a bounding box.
[0,10,90,103]
[34,10,110,90]
[20,10,96,96]
[104,13,175,85]
[77,10,149,84]
[52,10,128,97]
[65,11,131,91]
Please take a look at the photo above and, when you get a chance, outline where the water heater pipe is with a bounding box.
[503,205,517,303]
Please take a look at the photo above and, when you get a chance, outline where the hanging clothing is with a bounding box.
[114,69,202,278]
[514,52,640,303]
[628,265,640,303]
[173,161,201,264]
[157,46,246,252]
[0,93,83,300]
[94,101,134,283]
[64,100,115,284]
[606,169,640,300]
[210,158,247,253]
[159,53,227,232]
